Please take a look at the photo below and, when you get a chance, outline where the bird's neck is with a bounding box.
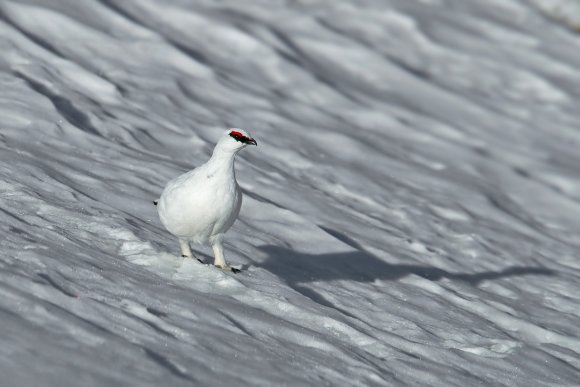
[206,149,237,178]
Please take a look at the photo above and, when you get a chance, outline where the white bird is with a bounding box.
[156,128,257,272]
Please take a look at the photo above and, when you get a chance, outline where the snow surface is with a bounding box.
[1,0,580,385]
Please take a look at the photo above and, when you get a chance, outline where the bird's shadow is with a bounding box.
[256,227,556,311]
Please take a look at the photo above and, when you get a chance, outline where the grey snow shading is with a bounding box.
[1,0,580,386]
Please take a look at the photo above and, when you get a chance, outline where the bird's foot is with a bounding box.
[181,254,204,264]
[215,264,241,274]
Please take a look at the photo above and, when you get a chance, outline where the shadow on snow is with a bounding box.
[256,228,556,312]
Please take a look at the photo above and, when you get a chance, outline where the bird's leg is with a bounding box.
[179,239,203,263]
[211,238,227,267]
[211,237,239,273]
[179,238,193,257]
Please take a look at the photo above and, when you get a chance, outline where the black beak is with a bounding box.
[247,138,257,146]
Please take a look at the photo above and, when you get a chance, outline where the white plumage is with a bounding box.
[156,128,257,272]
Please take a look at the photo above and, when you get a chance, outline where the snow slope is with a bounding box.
[1,0,580,385]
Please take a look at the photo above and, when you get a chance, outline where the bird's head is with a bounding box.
[217,128,257,153]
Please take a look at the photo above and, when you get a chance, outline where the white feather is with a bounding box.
[157,128,256,271]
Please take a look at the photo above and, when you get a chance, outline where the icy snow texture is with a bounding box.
[1,0,580,386]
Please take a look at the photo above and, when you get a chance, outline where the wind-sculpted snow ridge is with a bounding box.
[1,0,580,385]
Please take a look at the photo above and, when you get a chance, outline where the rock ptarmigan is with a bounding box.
[156,128,257,272]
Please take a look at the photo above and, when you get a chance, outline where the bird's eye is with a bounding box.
[229,131,245,142]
